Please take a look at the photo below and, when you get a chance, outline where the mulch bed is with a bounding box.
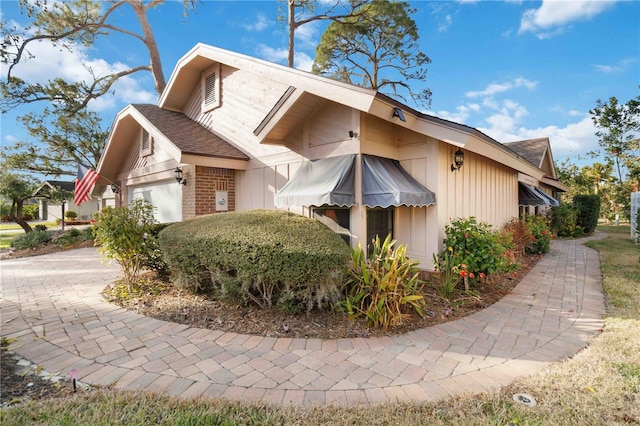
[105,254,540,340]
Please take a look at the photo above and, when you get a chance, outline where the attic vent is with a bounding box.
[201,64,221,112]
[140,129,153,156]
[204,73,217,105]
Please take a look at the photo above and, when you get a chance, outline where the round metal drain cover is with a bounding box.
[513,393,537,407]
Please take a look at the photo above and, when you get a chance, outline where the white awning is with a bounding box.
[362,155,437,208]
[274,154,356,207]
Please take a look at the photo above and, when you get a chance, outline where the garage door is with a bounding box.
[129,180,182,223]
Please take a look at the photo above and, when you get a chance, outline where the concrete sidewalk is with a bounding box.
[0,235,606,406]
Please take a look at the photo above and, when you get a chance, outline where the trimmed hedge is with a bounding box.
[573,194,600,234]
[158,209,350,313]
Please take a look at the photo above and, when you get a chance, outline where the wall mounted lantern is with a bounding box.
[110,184,119,194]
[392,107,406,122]
[450,148,464,172]
[174,167,187,185]
[348,130,358,138]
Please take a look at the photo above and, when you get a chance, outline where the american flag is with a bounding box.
[74,163,99,206]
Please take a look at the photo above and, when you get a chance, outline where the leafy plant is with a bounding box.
[34,224,47,232]
[10,229,51,249]
[92,199,157,287]
[340,235,425,330]
[549,204,581,237]
[525,215,551,254]
[502,219,534,253]
[65,210,78,220]
[431,251,463,299]
[443,217,514,280]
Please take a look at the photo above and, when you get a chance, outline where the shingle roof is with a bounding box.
[132,104,249,160]
[504,138,548,168]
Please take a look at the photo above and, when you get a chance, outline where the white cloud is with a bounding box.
[256,44,314,72]
[243,13,270,32]
[519,0,618,37]
[594,58,637,73]
[438,15,452,32]
[466,77,537,98]
[295,20,320,49]
[436,105,472,124]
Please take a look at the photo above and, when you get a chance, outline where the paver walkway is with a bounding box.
[0,235,606,406]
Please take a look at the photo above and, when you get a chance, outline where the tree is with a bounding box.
[590,93,640,184]
[284,0,367,68]
[2,109,108,177]
[1,0,197,115]
[312,0,431,108]
[0,172,37,233]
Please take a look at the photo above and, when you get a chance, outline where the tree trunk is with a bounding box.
[9,200,33,233]
[131,1,166,95]
[288,0,295,68]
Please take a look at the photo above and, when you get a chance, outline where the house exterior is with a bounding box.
[33,180,101,221]
[96,43,564,270]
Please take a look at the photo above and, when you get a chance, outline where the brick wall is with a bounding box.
[197,166,236,216]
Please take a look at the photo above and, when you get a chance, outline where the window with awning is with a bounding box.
[362,155,436,208]
[274,154,437,209]
[274,154,356,208]
[518,182,559,207]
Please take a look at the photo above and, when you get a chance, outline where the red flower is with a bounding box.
[479,272,486,279]
[469,272,475,279]
[460,271,468,277]
[461,263,467,269]
[542,230,547,236]
[464,232,469,238]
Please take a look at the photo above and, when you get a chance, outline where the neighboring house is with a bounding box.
[96,43,565,269]
[33,180,100,221]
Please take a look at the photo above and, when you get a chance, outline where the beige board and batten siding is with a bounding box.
[437,143,518,244]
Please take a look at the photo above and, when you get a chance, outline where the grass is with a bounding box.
[0,221,58,231]
[1,226,639,425]
[0,232,21,249]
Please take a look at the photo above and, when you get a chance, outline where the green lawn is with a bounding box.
[0,221,58,231]
[1,226,639,425]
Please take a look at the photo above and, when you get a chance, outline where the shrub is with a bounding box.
[525,215,551,254]
[431,251,463,300]
[442,217,514,279]
[573,195,600,234]
[93,199,157,287]
[549,204,580,237]
[143,223,172,277]
[22,204,38,220]
[65,210,78,220]
[502,219,534,253]
[11,230,52,249]
[34,224,47,232]
[158,209,349,313]
[340,235,425,329]
[22,213,33,221]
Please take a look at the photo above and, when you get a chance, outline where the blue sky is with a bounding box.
[1,0,638,176]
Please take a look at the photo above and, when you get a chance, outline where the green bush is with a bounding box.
[340,235,425,329]
[502,219,534,253]
[442,217,514,279]
[143,223,172,277]
[549,204,580,237]
[11,230,52,249]
[22,204,38,220]
[573,195,600,234]
[93,199,157,286]
[65,210,78,220]
[34,224,47,232]
[525,215,551,254]
[158,209,349,313]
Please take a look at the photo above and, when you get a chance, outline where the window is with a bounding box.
[140,129,153,156]
[201,64,221,112]
[366,208,394,250]
[313,208,351,245]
